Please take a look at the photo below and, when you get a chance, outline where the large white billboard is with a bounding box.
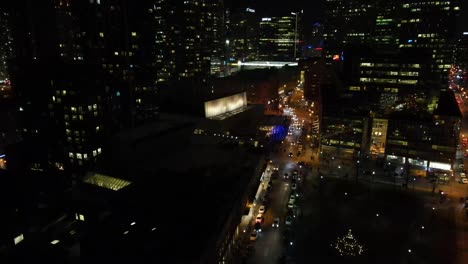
[204,92,247,118]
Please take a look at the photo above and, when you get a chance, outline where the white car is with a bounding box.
[272,218,280,228]
[259,205,266,214]
[291,183,297,190]
[289,195,296,203]
[461,177,468,184]
[287,199,295,208]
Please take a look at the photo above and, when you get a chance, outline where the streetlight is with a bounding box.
[291,12,299,59]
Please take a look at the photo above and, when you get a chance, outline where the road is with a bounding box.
[242,80,315,264]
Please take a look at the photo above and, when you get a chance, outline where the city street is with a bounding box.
[240,82,316,264]
[241,79,468,264]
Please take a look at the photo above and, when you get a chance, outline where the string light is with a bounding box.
[332,229,365,257]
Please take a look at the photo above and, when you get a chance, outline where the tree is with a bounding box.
[332,229,365,257]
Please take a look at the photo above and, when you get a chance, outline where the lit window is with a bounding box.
[77,153,82,160]
[14,234,24,245]
[75,213,85,221]
[99,32,104,37]
[131,32,137,37]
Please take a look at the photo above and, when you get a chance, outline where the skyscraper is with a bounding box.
[0,8,13,83]
[226,6,259,62]
[154,0,225,82]
[8,0,157,172]
[258,13,302,61]
[399,0,461,87]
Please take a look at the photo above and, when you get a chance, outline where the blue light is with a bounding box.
[407,39,413,43]
[116,91,120,97]
[271,125,287,141]
[307,45,313,49]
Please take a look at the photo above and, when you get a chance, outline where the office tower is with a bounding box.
[226,7,258,62]
[0,9,13,83]
[372,0,400,48]
[258,12,302,61]
[154,0,225,82]
[323,0,375,61]
[202,0,225,76]
[399,0,461,87]
[8,0,157,172]
[454,32,468,73]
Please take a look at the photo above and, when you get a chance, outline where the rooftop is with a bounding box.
[83,173,132,191]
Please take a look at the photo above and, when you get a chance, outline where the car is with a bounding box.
[284,173,289,179]
[287,208,296,218]
[287,199,295,208]
[250,230,258,241]
[285,216,292,225]
[289,195,296,203]
[461,177,468,184]
[254,222,262,232]
[293,170,298,175]
[459,164,465,170]
[291,183,297,190]
[272,217,280,228]
[290,190,299,197]
[259,205,266,214]
[255,214,264,223]
[288,152,293,157]
[461,173,466,178]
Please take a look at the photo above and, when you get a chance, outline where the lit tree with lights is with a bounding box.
[332,229,364,257]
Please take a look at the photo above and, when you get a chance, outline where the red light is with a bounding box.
[314,47,323,51]
[332,55,340,61]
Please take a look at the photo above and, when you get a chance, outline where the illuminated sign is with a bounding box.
[204,92,247,118]
[463,32,468,35]
[246,8,255,13]
[332,55,340,61]
[429,161,451,171]
[262,17,271,21]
